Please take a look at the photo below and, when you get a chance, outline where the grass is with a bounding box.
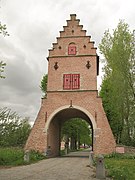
[0,147,46,167]
[104,153,135,180]
[1,147,135,179]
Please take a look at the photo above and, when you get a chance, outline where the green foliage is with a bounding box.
[0,148,45,166]
[0,148,24,166]
[105,154,135,179]
[61,118,91,149]
[0,22,9,36]
[99,20,135,145]
[60,149,66,156]
[105,152,135,159]
[29,150,45,162]
[107,166,129,180]
[40,74,48,97]
[0,107,31,147]
[0,61,6,78]
[0,21,9,79]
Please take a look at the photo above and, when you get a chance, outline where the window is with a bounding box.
[68,46,76,55]
[63,74,80,90]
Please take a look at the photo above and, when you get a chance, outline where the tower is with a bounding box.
[25,14,116,156]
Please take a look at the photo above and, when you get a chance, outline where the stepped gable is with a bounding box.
[48,14,97,57]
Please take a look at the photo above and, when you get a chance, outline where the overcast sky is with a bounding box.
[0,0,134,124]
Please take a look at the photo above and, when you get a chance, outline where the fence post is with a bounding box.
[89,151,94,166]
[24,150,30,163]
[96,154,106,179]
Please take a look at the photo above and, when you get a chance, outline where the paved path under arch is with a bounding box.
[0,150,97,180]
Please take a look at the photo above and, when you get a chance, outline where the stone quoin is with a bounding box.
[25,14,116,156]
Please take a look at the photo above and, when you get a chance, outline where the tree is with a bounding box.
[0,107,31,147]
[99,20,135,145]
[61,118,91,150]
[0,61,6,78]
[0,22,9,36]
[40,74,48,97]
[0,22,9,78]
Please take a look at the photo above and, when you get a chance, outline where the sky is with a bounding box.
[0,0,135,124]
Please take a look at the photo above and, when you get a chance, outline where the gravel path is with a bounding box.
[0,150,97,180]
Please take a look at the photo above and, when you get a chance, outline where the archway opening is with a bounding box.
[47,107,94,157]
[61,118,92,155]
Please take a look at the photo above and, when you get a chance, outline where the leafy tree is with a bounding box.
[0,107,31,147]
[0,22,9,78]
[61,118,91,150]
[0,22,9,36]
[40,74,48,97]
[99,20,135,145]
[0,61,6,78]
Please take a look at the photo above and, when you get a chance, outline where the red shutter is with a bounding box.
[63,74,80,90]
[63,74,71,89]
[68,46,76,55]
[72,74,80,89]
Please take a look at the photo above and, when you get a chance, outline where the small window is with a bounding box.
[68,46,76,55]
[63,74,80,90]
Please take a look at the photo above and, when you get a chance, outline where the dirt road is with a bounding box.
[0,150,96,180]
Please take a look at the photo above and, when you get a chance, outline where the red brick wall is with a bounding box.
[48,56,97,91]
[25,14,116,156]
[25,91,116,155]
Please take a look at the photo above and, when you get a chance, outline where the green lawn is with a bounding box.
[105,154,135,180]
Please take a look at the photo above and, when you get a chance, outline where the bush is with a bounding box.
[0,107,31,147]
[105,152,135,159]
[29,150,45,162]
[0,148,46,166]
[0,147,24,166]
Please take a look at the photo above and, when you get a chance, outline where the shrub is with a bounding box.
[0,147,24,166]
[105,152,135,159]
[0,148,46,166]
[29,150,45,162]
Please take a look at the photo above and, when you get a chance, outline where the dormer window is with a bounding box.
[68,43,76,55]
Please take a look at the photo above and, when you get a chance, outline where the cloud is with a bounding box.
[0,0,135,124]
[0,36,43,122]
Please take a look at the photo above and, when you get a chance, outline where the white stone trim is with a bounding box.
[44,105,97,132]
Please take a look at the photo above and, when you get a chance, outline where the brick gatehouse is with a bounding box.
[25,14,116,156]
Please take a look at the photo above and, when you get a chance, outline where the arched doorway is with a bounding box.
[61,118,92,154]
[45,106,96,157]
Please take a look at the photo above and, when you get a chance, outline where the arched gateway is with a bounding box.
[25,14,116,156]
